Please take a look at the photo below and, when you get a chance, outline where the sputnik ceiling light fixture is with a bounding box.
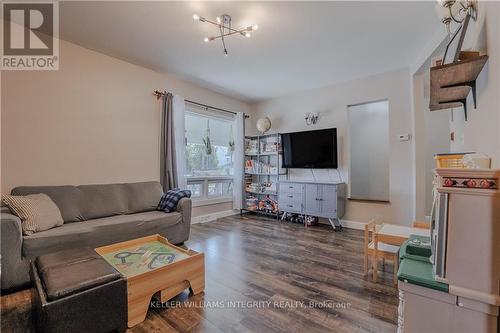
[193,13,258,56]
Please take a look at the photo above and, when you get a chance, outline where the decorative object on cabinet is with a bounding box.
[461,152,491,169]
[434,152,470,168]
[256,117,272,134]
[429,54,489,120]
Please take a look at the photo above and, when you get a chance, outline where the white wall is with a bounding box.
[413,71,451,219]
[448,1,500,165]
[249,68,415,225]
[423,98,450,213]
[412,1,499,219]
[1,40,250,217]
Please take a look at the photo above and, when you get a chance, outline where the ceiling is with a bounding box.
[60,1,441,102]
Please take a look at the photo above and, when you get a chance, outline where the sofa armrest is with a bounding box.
[176,198,192,241]
[1,212,30,290]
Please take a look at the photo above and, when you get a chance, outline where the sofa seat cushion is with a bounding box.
[36,248,121,301]
[23,211,182,258]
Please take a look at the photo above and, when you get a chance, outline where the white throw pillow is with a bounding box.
[2,193,64,235]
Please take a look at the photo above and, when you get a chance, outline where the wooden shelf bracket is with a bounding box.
[430,55,488,121]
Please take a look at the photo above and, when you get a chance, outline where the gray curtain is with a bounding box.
[160,92,178,192]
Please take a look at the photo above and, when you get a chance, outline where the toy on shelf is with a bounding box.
[245,196,258,211]
[258,195,279,213]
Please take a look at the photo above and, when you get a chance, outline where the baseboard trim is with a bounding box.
[314,218,366,230]
[191,209,239,224]
[340,219,366,230]
[192,212,367,230]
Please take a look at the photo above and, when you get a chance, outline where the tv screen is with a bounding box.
[281,128,337,168]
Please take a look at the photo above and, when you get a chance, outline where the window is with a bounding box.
[184,109,235,202]
[186,182,203,198]
[207,180,233,198]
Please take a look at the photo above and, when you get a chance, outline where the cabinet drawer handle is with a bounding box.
[289,186,294,189]
[287,205,293,208]
[319,198,323,201]
[287,195,293,198]
[315,198,319,201]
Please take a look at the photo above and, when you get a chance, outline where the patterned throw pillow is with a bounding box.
[157,188,191,213]
[2,193,64,235]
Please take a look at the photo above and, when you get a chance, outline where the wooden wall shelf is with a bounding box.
[430,55,489,120]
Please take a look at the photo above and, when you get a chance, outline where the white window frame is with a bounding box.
[187,176,233,207]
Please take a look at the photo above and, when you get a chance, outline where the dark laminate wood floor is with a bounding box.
[1,215,398,333]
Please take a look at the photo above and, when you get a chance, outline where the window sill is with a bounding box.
[192,197,233,207]
[186,175,233,181]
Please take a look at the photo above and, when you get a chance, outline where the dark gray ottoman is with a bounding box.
[30,248,127,333]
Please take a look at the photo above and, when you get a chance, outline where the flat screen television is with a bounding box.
[281,128,338,168]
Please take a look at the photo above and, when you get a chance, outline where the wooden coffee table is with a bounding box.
[95,234,205,327]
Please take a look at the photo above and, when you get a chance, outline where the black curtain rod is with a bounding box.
[153,90,249,118]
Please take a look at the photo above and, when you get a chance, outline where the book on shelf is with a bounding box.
[245,135,282,154]
[260,136,281,154]
[245,181,277,194]
[244,138,259,155]
[245,160,276,174]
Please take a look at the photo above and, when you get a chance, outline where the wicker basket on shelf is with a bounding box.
[434,153,467,169]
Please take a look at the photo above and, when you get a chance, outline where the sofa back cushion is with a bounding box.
[123,182,164,214]
[12,185,85,222]
[11,182,163,222]
[77,184,129,220]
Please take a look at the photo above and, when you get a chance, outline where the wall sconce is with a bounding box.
[305,112,319,126]
[435,0,476,35]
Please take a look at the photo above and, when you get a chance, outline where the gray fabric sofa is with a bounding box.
[1,181,192,291]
